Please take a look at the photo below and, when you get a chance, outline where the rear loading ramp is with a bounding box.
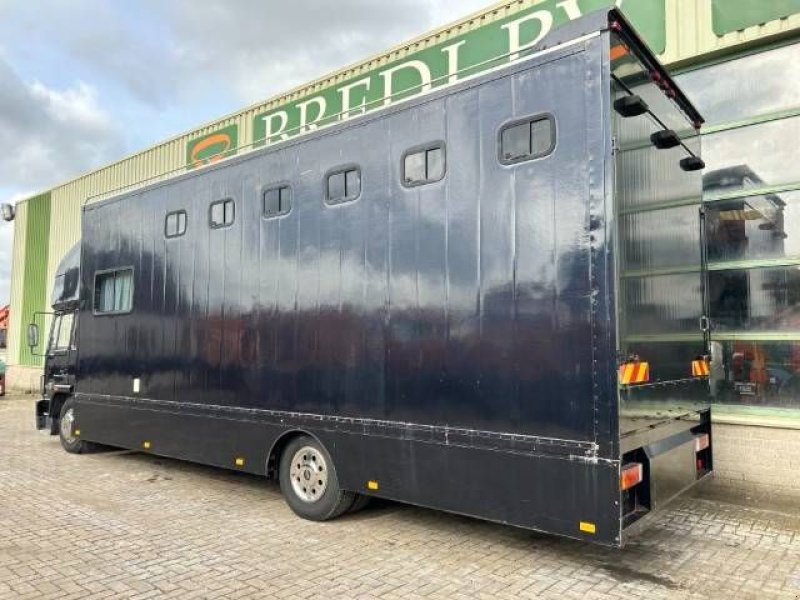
[610,24,710,433]
[608,17,712,531]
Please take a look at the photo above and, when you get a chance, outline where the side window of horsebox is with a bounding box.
[499,115,556,165]
[165,210,187,238]
[402,143,445,187]
[209,198,235,228]
[263,185,292,218]
[326,167,361,205]
[94,268,134,315]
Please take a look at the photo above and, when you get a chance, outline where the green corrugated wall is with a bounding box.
[17,192,51,367]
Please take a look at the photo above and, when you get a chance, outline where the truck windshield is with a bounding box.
[48,313,74,354]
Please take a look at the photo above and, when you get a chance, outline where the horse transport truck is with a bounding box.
[29,9,713,547]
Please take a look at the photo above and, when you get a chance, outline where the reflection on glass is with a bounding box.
[676,42,800,126]
[702,117,800,194]
[623,273,704,335]
[710,341,800,408]
[621,204,701,271]
[706,191,800,263]
[709,266,800,331]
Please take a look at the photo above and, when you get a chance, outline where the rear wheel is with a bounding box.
[58,398,94,454]
[348,494,372,514]
[279,435,354,521]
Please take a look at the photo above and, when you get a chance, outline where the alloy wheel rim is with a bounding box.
[289,446,328,503]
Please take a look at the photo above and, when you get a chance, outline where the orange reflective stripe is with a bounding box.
[619,362,650,385]
[624,363,636,383]
[692,360,710,377]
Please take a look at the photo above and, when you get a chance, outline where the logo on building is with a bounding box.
[186,124,239,169]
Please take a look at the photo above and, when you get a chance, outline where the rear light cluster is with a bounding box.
[620,462,643,491]
[695,433,711,474]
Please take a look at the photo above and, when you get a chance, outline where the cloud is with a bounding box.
[0,58,124,303]
[0,58,124,194]
[0,0,492,304]
[1,0,492,108]
[156,0,494,105]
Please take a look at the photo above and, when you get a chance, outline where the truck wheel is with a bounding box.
[279,435,355,521]
[348,494,372,514]
[58,398,93,454]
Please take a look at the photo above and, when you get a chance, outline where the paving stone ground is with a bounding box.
[1,394,799,600]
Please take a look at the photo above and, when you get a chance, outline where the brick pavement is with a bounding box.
[1,394,799,600]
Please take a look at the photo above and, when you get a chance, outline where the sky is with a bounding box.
[0,0,494,305]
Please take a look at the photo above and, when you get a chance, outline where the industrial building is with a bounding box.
[8,0,800,497]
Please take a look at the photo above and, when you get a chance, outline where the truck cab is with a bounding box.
[30,243,80,435]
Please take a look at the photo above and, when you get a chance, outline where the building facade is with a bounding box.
[8,0,800,495]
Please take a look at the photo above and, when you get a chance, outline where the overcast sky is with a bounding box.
[0,0,493,305]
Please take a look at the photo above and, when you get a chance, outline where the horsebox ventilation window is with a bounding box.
[263,186,292,218]
[403,144,446,187]
[209,198,235,228]
[165,210,187,238]
[499,115,555,165]
[326,168,361,205]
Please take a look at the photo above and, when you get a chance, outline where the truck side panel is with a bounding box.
[75,39,622,544]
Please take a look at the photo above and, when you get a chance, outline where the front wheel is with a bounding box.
[58,398,94,454]
[279,435,355,521]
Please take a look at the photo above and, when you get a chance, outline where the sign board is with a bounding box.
[186,124,239,169]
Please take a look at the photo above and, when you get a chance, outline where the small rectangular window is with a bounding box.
[499,115,555,164]
[210,198,235,228]
[326,167,361,205]
[263,185,292,218]
[94,268,134,315]
[165,210,187,238]
[403,143,446,187]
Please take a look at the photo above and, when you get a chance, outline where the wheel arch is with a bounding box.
[266,428,324,480]
[48,392,71,435]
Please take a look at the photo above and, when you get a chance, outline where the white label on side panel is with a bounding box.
[133,378,141,394]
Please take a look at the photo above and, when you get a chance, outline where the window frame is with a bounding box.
[93,267,135,316]
[324,164,362,206]
[47,312,75,355]
[498,113,557,166]
[401,141,447,188]
[164,209,188,239]
[262,183,293,219]
[209,198,235,229]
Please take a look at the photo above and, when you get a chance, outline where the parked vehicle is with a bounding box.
[29,9,712,547]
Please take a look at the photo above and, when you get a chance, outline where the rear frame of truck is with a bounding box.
[38,9,712,547]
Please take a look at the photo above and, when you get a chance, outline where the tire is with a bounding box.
[58,398,94,454]
[279,435,355,521]
[348,493,372,514]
